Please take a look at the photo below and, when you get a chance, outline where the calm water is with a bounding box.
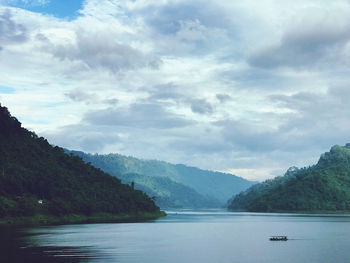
[1,210,350,263]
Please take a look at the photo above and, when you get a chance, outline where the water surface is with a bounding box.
[1,210,350,263]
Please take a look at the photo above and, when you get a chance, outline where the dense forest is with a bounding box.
[228,144,350,212]
[117,173,221,208]
[68,150,254,207]
[0,104,161,223]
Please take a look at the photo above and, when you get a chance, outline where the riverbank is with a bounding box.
[227,208,350,214]
[0,211,166,226]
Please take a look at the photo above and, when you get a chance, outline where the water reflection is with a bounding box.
[0,227,107,263]
[1,210,350,263]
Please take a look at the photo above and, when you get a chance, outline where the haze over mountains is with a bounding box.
[0,101,254,216]
[68,151,255,208]
[229,144,350,212]
[3,99,350,217]
[0,104,161,222]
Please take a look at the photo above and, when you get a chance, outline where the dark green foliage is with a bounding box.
[0,104,159,218]
[0,196,17,217]
[228,145,350,212]
[68,150,255,206]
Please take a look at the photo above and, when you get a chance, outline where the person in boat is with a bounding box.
[269,236,288,241]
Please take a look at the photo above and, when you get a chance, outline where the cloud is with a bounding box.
[0,9,27,46]
[167,132,232,154]
[175,19,207,42]
[215,119,280,152]
[138,1,231,55]
[41,29,162,73]
[216,93,232,103]
[267,86,350,150]
[190,99,214,115]
[65,89,119,106]
[248,9,350,69]
[147,83,185,102]
[43,124,121,152]
[84,103,194,129]
[215,83,350,155]
[65,89,96,103]
[103,98,118,106]
[4,0,350,181]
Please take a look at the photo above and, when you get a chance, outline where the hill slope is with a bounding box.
[119,173,221,208]
[68,151,255,205]
[0,104,161,222]
[228,144,350,212]
[68,151,222,208]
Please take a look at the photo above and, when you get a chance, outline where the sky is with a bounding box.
[1,0,350,181]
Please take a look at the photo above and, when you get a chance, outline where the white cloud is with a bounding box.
[0,9,28,45]
[2,0,350,181]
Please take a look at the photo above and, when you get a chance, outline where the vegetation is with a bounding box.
[228,145,350,212]
[69,150,255,207]
[119,173,221,208]
[0,104,162,224]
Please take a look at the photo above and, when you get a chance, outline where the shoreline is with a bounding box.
[227,209,350,214]
[0,211,166,227]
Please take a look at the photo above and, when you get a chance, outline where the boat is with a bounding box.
[269,236,288,241]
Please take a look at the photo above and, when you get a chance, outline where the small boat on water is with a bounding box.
[269,236,288,241]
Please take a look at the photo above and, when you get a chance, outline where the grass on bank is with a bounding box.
[0,211,166,226]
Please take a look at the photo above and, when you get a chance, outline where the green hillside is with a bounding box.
[69,151,254,207]
[119,173,221,208]
[0,104,162,224]
[228,144,350,212]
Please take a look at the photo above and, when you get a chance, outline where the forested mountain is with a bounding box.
[0,104,161,223]
[119,173,221,208]
[68,151,255,206]
[228,144,350,212]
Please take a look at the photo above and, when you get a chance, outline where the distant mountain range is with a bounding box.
[0,104,161,224]
[117,173,221,208]
[68,151,255,208]
[228,144,350,212]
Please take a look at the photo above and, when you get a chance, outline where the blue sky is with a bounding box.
[0,86,15,94]
[1,0,350,181]
[6,0,83,19]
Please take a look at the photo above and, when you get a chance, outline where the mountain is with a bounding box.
[0,104,162,223]
[119,173,221,208]
[68,151,255,207]
[228,144,350,212]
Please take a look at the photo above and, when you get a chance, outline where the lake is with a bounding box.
[1,210,350,263]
